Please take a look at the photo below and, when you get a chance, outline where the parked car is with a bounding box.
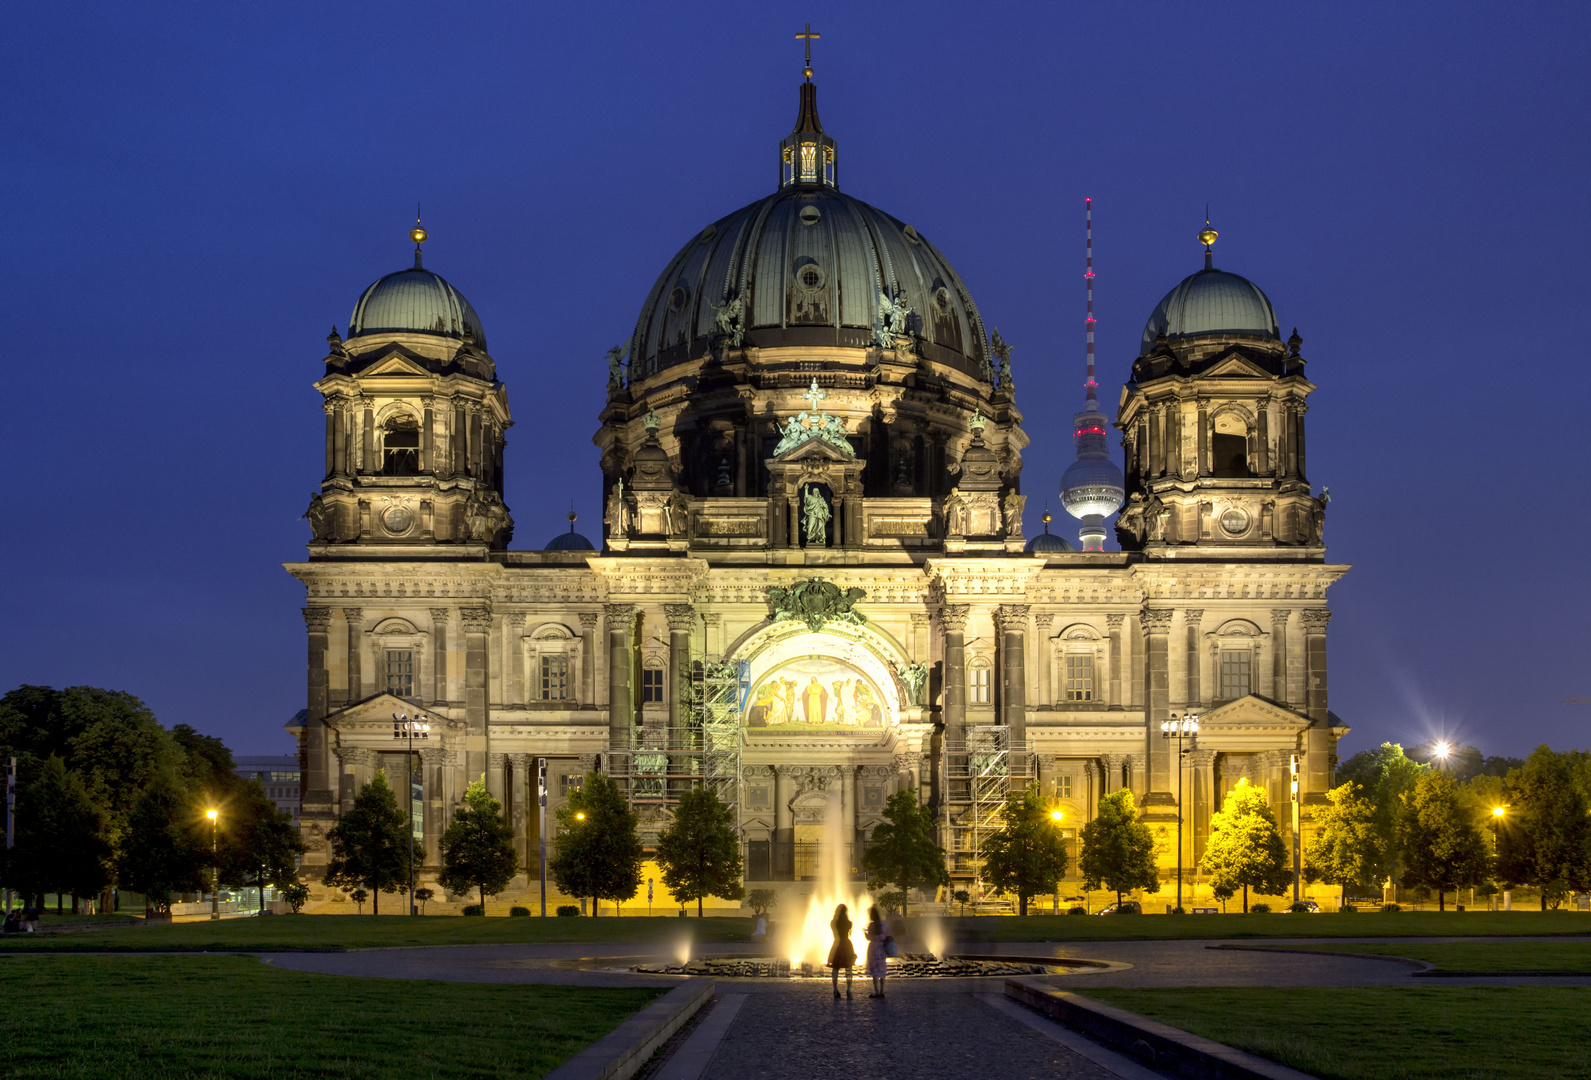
[1095,901,1142,915]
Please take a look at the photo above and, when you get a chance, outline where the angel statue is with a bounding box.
[990,329,1015,390]
[899,662,929,706]
[605,342,628,389]
[802,486,831,547]
[711,295,745,346]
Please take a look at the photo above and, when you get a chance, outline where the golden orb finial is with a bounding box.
[1198,221,1218,249]
[1042,511,1052,525]
[409,223,428,245]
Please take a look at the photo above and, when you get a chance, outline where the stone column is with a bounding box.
[772,766,793,875]
[1301,609,1333,795]
[1166,402,1182,478]
[452,403,467,478]
[1127,613,1143,708]
[940,605,970,747]
[487,751,506,802]
[605,604,636,748]
[504,613,526,707]
[343,607,364,704]
[1187,748,1218,867]
[460,607,492,785]
[1140,608,1176,809]
[506,752,528,874]
[419,747,446,865]
[702,612,723,659]
[1270,609,1289,705]
[1196,398,1209,474]
[578,613,599,705]
[1032,613,1053,707]
[1256,396,1271,475]
[1106,614,1125,708]
[330,403,346,477]
[1296,404,1308,483]
[664,605,694,735]
[323,405,336,478]
[1097,753,1121,795]
[1147,405,1162,478]
[361,405,374,473]
[430,609,450,704]
[995,605,1029,755]
[302,607,334,812]
[420,399,434,474]
[1183,609,1203,707]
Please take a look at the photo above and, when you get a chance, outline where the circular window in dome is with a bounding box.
[903,224,922,245]
[935,287,951,312]
[799,205,822,226]
[668,286,689,313]
[1219,507,1251,537]
[794,262,827,292]
[698,224,717,244]
[382,505,414,536]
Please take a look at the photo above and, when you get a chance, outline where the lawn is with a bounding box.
[1258,940,1591,972]
[1086,987,1591,1080]
[0,913,759,951]
[934,910,1591,943]
[0,954,662,1079]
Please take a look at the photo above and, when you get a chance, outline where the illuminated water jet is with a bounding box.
[783,788,872,966]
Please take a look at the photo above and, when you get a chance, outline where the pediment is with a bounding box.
[772,436,858,464]
[361,353,433,378]
[326,692,428,728]
[1199,693,1310,730]
[1197,353,1272,379]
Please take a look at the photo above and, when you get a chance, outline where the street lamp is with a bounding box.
[206,809,219,921]
[392,712,430,915]
[1160,712,1200,913]
[1433,741,1452,764]
[1050,808,1064,913]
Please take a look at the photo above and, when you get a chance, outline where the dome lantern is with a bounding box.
[779,25,837,189]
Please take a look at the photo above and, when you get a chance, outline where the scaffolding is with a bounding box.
[942,724,1034,883]
[608,658,743,849]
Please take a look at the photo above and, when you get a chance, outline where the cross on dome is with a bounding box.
[796,23,819,80]
[802,378,827,409]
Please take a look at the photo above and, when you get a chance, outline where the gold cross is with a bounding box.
[796,23,820,78]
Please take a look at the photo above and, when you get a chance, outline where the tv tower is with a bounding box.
[1059,198,1125,550]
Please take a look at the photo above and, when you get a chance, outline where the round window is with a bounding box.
[799,205,822,226]
[1219,507,1251,536]
[382,505,414,535]
[795,263,827,291]
[935,287,951,311]
[903,224,922,245]
[668,286,689,313]
[698,224,717,243]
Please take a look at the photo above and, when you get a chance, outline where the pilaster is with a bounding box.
[460,606,492,784]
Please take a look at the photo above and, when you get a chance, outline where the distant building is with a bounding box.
[235,755,301,820]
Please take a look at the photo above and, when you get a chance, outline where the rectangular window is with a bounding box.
[385,651,413,699]
[1220,649,1252,700]
[642,666,665,704]
[560,773,583,797]
[1056,774,1072,799]
[970,666,991,704]
[1064,655,1095,701]
[540,655,570,701]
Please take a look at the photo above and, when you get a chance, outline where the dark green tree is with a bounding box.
[1338,742,1428,886]
[1202,779,1290,912]
[1303,781,1380,908]
[7,756,110,909]
[117,777,208,915]
[324,770,418,915]
[1502,746,1591,909]
[549,772,643,916]
[224,780,305,913]
[655,786,744,917]
[979,783,1069,916]
[1397,770,1490,910]
[860,787,948,918]
[438,779,519,914]
[1079,789,1160,907]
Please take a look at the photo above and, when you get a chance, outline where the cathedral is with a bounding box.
[285,55,1348,912]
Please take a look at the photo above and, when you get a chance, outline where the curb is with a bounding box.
[544,978,715,1080]
[1205,943,1432,971]
[1004,977,1318,1080]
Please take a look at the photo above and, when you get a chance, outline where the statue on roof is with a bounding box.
[711,294,745,347]
[606,342,628,389]
[802,486,831,547]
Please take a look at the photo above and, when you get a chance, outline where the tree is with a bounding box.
[1079,789,1160,907]
[282,882,309,913]
[1501,747,1591,909]
[549,772,643,916]
[1303,782,1380,907]
[952,888,970,916]
[350,888,368,914]
[747,889,779,918]
[979,783,1068,916]
[860,788,948,918]
[438,778,519,915]
[1337,742,1427,887]
[413,886,434,914]
[117,778,208,915]
[225,780,305,914]
[1397,770,1489,910]
[323,771,418,915]
[656,786,744,917]
[1202,779,1290,913]
[7,756,110,909]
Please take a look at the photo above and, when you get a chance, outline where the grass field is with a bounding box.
[1085,987,1591,1080]
[5,910,1591,951]
[0,954,661,1079]
[1259,940,1591,972]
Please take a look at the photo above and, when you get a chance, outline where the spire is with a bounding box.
[1085,197,1097,410]
[409,205,428,269]
[779,25,837,188]
[1198,211,1218,271]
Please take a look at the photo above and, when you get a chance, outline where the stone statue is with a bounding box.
[1144,493,1166,542]
[304,493,333,541]
[712,295,745,346]
[1116,492,1145,543]
[1003,492,1026,538]
[802,486,830,547]
[876,288,913,347]
[1309,489,1329,544]
[605,478,629,537]
[990,329,1013,390]
[767,577,868,632]
[605,342,628,389]
[943,486,967,536]
[668,491,689,537]
[899,662,928,706]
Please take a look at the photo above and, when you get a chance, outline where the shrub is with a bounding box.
[509,906,531,917]
[556,905,580,917]
[1380,903,1401,913]
[1288,901,1312,913]
[1341,905,1358,913]
[282,882,309,914]
[461,904,484,916]
[1067,906,1088,915]
[747,888,779,917]
[413,887,434,914]
[1250,903,1272,913]
[876,890,906,917]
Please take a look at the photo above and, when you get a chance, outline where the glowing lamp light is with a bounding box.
[206,809,218,821]
[1433,741,1451,760]
[1050,810,1064,821]
[1493,806,1507,818]
[575,812,585,821]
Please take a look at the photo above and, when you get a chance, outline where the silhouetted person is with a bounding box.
[864,904,890,998]
[828,903,856,999]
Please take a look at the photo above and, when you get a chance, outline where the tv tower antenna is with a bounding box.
[1085,196,1097,409]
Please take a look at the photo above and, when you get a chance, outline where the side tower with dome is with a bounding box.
[285,46,1350,914]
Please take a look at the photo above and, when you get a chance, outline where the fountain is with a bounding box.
[783,788,871,967]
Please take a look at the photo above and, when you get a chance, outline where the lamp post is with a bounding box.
[537,758,548,917]
[1050,808,1064,913]
[392,712,430,915]
[206,809,219,920]
[1491,805,1509,911]
[1160,712,1199,913]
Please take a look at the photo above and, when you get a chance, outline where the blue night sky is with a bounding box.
[2,2,1587,757]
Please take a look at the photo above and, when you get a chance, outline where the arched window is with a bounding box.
[1211,411,1252,478]
[381,415,420,476]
